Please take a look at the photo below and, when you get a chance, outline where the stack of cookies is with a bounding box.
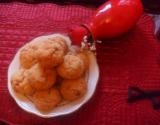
[11,35,89,112]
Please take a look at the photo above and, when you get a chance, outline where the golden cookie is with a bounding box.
[27,64,56,90]
[60,78,87,101]
[48,36,68,53]
[20,42,38,69]
[35,40,65,68]
[32,88,61,112]
[57,54,85,79]
[77,51,89,70]
[68,47,89,70]
[11,69,35,96]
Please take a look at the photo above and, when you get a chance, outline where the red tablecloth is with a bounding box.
[1,2,160,125]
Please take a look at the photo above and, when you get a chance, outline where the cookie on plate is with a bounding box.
[57,54,85,79]
[32,88,61,112]
[60,78,87,101]
[20,42,38,69]
[35,40,66,68]
[11,69,35,96]
[77,51,89,70]
[48,36,68,53]
[27,64,56,90]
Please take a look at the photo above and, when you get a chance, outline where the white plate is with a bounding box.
[7,34,99,118]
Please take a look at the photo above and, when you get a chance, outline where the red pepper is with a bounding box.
[69,0,143,45]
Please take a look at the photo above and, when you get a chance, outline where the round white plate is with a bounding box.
[7,34,99,118]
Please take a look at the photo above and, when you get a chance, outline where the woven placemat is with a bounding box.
[0,2,160,125]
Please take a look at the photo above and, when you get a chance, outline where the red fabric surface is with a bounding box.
[1,2,160,125]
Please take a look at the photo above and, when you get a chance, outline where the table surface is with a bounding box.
[1,2,160,125]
